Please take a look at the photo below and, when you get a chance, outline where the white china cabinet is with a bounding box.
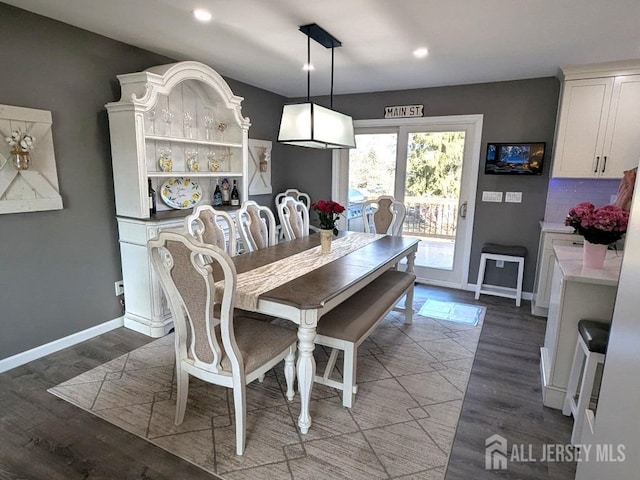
[106,61,250,337]
[551,60,640,179]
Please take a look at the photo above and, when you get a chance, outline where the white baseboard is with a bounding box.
[0,316,124,374]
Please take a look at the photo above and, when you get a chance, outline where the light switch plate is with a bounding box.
[505,192,522,203]
[482,191,503,202]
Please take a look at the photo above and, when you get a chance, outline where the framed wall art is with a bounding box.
[0,104,63,214]
[248,138,272,195]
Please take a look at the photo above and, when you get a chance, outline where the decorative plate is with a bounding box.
[160,177,202,209]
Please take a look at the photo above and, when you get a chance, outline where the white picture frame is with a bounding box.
[248,138,272,195]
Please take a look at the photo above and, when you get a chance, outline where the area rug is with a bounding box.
[49,305,483,480]
[417,299,485,326]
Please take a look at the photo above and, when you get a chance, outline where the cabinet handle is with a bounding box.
[594,156,600,173]
[602,156,607,173]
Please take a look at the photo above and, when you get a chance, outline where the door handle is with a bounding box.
[459,201,467,219]
[602,156,607,173]
[594,156,600,173]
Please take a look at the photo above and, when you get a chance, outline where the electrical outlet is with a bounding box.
[115,280,124,296]
[496,260,505,268]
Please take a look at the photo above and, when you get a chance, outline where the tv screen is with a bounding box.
[485,142,545,175]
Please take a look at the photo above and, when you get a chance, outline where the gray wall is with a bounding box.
[223,78,289,208]
[0,3,561,361]
[280,78,561,290]
[0,4,285,360]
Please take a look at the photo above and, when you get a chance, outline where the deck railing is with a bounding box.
[403,197,458,239]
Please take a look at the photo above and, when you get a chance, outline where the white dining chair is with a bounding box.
[277,195,310,241]
[186,204,275,325]
[148,231,297,456]
[274,188,311,210]
[362,195,406,235]
[275,189,317,240]
[236,200,278,252]
[184,204,237,256]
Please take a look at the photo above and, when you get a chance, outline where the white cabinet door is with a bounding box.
[552,78,613,178]
[533,233,582,312]
[543,259,563,364]
[600,74,640,178]
[552,72,640,179]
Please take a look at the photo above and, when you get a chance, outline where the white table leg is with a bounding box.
[404,246,417,324]
[406,247,417,274]
[296,324,316,434]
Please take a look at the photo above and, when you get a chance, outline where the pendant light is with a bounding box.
[278,23,356,149]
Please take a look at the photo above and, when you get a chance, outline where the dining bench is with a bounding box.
[314,269,416,408]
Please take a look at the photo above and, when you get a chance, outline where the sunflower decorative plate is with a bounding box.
[160,177,202,209]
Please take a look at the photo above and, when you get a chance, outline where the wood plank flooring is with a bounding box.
[0,285,576,479]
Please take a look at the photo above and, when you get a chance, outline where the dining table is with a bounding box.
[228,231,419,434]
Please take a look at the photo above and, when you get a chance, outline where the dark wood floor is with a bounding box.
[437,287,577,480]
[0,285,576,480]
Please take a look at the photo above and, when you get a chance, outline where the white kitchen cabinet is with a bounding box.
[552,60,640,179]
[106,61,250,337]
[540,246,620,410]
[531,226,583,316]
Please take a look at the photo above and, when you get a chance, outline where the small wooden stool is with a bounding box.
[563,319,610,444]
[475,243,526,306]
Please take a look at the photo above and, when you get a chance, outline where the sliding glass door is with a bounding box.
[333,115,482,288]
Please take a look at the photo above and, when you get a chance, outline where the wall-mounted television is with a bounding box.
[485,142,545,175]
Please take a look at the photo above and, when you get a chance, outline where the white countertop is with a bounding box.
[553,245,622,287]
[540,221,574,234]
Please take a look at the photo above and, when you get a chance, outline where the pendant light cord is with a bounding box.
[306,34,311,103]
[330,46,334,109]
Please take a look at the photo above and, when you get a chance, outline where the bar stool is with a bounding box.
[562,319,610,444]
[474,243,526,306]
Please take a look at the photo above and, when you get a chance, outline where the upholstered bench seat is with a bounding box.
[314,269,416,407]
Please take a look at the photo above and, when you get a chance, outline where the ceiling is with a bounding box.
[5,0,640,98]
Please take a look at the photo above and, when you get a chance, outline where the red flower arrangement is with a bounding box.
[565,202,629,245]
[311,199,345,235]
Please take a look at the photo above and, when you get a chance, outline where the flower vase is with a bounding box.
[320,229,333,254]
[583,240,607,269]
[12,150,30,170]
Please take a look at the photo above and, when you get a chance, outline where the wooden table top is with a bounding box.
[231,231,419,309]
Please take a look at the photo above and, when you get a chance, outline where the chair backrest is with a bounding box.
[184,205,237,256]
[236,201,277,252]
[275,188,311,210]
[148,231,244,377]
[277,195,310,241]
[362,195,406,235]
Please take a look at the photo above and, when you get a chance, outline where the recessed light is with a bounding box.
[302,63,315,71]
[193,8,212,22]
[413,47,428,58]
